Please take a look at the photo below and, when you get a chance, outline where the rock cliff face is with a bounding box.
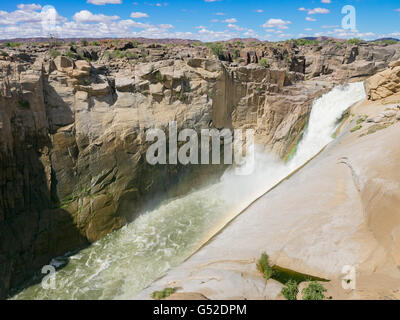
[365,60,400,100]
[0,40,399,298]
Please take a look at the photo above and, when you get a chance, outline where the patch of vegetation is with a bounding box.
[4,42,21,48]
[81,78,90,86]
[364,123,390,136]
[50,49,61,58]
[90,41,100,46]
[379,39,398,45]
[257,253,275,280]
[130,40,140,48]
[19,100,30,110]
[350,125,362,133]
[292,38,317,46]
[0,50,8,57]
[151,287,179,300]
[332,110,350,139]
[66,51,76,59]
[235,40,244,47]
[106,50,137,60]
[302,281,327,300]
[233,48,241,59]
[155,70,163,82]
[347,38,362,45]
[206,42,225,60]
[281,280,299,300]
[81,39,88,46]
[69,41,76,46]
[356,115,367,125]
[258,58,270,68]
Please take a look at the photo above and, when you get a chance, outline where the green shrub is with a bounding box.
[0,50,8,57]
[347,38,362,45]
[69,41,76,46]
[281,280,299,300]
[50,49,61,58]
[302,281,327,300]
[4,42,22,48]
[90,41,100,46]
[124,51,137,59]
[258,58,270,68]
[257,253,274,280]
[131,40,140,48]
[151,287,178,300]
[81,39,88,46]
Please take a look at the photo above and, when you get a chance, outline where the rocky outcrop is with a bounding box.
[365,60,400,100]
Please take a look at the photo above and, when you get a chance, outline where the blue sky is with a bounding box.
[0,0,399,41]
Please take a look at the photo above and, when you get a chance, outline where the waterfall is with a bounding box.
[12,82,366,300]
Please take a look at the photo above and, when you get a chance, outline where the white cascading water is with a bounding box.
[12,82,366,300]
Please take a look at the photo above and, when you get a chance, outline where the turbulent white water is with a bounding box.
[13,82,366,300]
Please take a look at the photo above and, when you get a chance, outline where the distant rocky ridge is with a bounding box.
[0,38,399,298]
[1,36,399,46]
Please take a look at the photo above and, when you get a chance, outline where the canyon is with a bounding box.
[1,38,400,299]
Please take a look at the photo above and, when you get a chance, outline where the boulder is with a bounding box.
[365,65,400,100]
[54,56,74,72]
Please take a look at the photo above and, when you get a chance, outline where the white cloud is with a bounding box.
[223,18,237,23]
[255,9,263,13]
[87,0,122,5]
[227,24,245,31]
[322,25,339,29]
[0,5,66,25]
[262,18,291,29]
[73,10,119,23]
[17,4,42,11]
[299,7,330,15]
[321,0,331,3]
[306,17,316,21]
[314,28,377,40]
[308,8,330,14]
[130,12,149,18]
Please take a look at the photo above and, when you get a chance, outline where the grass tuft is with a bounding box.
[151,287,179,300]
